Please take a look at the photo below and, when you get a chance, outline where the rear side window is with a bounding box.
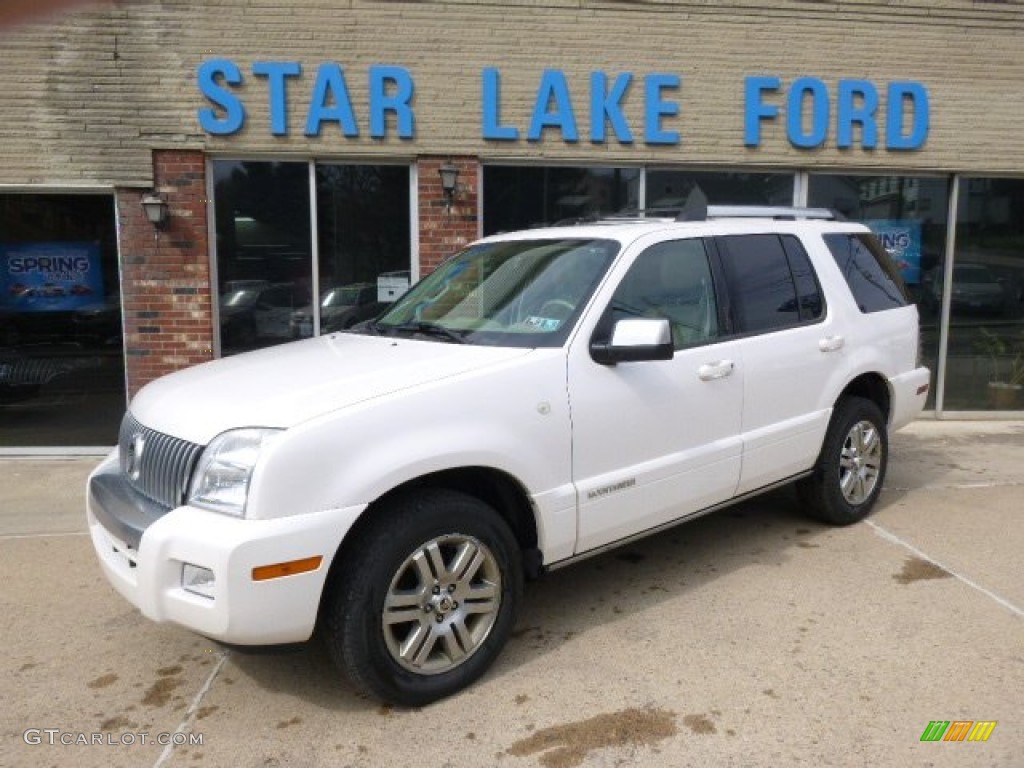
[717,234,824,334]
[823,233,910,312]
[782,236,825,322]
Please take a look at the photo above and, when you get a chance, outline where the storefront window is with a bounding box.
[483,166,639,234]
[808,175,950,408]
[646,170,794,209]
[213,160,412,352]
[945,178,1024,410]
[0,193,123,446]
[308,164,411,337]
[213,160,312,355]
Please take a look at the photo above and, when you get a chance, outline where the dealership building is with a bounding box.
[1,0,1023,449]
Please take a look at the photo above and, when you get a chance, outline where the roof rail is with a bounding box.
[676,205,843,222]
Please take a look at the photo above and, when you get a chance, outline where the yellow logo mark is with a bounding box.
[967,721,997,742]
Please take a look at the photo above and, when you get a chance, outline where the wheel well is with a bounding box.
[378,467,538,549]
[838,373,891,422]
[317,467,540,634]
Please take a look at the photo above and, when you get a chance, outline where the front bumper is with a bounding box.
[86,451,366,645]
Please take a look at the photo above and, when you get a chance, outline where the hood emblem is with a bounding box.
[126,432,145,481]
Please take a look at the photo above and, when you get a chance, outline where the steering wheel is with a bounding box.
[537,299,575,321]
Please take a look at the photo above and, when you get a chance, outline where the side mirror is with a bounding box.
[590,317,674,365]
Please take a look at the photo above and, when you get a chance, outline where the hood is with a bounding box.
[129,334,533,444]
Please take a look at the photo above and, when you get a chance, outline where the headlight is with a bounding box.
[187,428,281,517]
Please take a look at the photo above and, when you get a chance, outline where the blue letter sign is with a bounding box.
[644,73,680,145]
[305,63,359,137]
[528,70,579,142]
[197,59,245,135]
[252,61,302,136]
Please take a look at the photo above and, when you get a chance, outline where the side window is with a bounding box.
[718,234,803,333]
[608,239,719,349]
[823,233,910,312]
[781,235,825,321]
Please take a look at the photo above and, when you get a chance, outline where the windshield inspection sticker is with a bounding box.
[523,316,561,332]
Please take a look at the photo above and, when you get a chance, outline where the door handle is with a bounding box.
[818,335,845,353]
[698,360,735,381]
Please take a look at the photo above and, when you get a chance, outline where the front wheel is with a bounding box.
[324,489,523,706]
[797,396,888,525]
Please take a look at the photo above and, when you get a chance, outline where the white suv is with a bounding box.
[87,205,930,705]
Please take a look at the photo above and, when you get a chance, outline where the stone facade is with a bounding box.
[3,0,1024,397]
[2,1,1023,188]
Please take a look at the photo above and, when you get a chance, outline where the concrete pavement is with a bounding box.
[1,420,1021,767]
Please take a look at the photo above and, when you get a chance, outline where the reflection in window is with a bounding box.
[313,164,410,335]
[718,234,809,334]
[646,170,794,209]
[212,161,412,352]
[946,177,1024,410]
[822,233,909,313]
[0,193,123,446]
[781,236,825,322]
[483,166,639,234]
[213,161,311,355]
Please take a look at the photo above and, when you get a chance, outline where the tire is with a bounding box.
[324,489,523,706]
[797,396,888,526]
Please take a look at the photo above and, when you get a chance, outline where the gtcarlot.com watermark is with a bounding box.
[23,729,203,747]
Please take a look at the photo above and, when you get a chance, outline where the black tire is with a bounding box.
[324,489,523,706]
[797,396,888,526]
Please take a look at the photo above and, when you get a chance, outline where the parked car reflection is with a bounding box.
[220,282,309,350]
[71,296,123,347]
[923,263,1006,316]
[290,283,386,337]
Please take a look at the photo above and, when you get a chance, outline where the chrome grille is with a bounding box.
[118,412,204,510]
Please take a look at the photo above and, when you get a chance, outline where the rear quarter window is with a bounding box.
[823,233,910,313]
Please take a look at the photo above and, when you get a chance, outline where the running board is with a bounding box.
[544,471,814,573]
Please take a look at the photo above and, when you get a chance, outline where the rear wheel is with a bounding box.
[324,489,522,705]
[798,396,888,525]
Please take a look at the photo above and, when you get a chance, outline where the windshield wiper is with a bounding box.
[382,321,467,344]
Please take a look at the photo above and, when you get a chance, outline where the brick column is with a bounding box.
[417,156,480,276]
[118,149,214,398]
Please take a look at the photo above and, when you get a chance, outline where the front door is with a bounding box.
[567,236,744,554]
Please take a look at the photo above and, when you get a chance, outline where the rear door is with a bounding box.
[714,233,837,494]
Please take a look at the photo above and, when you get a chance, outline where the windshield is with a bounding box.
[367,238,619,347]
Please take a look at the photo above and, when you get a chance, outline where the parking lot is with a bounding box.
[1,420,1021,768]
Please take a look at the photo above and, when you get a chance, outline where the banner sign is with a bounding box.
[865,219,922,284]
[1,242,105,313]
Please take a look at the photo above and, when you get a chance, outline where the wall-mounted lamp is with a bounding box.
[438,160,459,212]
[141,192,169,229]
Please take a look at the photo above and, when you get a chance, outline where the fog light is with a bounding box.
[182,564,215,599]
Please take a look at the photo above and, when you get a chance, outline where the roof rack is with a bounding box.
[680,205,843,222]
[668,188,844,222]
[550,208,680,227]
[548,204,844,228]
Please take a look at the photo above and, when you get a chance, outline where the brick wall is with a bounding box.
[417,157,480,275]
[118,150,213,398]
